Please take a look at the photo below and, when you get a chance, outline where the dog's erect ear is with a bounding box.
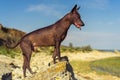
[77,6,80,10]
[71,4,77,13]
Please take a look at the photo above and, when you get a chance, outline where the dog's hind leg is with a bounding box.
[26,50,35,74]
[20,40,34,77]
[22,49,34,77]
[22,54,27,77]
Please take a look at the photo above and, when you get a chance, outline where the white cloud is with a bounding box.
[27,4,62,17]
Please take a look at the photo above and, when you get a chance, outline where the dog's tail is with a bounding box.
[6,40,21,49]
[0,38,21,49]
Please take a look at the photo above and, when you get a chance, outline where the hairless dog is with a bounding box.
[5,4,84,77]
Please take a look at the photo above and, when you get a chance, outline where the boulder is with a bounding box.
[25,56,77,80]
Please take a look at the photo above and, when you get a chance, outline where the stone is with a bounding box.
[25,56,77,80]
[0,61,12,80]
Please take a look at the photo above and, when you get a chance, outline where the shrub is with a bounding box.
[80,45,92,52]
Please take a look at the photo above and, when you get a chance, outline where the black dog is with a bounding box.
[6,4,84,77]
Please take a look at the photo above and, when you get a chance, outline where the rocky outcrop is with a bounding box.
[25,56,77,80]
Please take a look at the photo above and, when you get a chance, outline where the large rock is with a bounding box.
[25,56,77,80]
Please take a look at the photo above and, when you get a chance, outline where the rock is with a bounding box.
[0,61,12,80]
[25,56,77,80]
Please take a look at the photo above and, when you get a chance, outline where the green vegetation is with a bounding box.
[70,60,92,73]
[61,45,92,53]
[90,57,120,77]
[70,57,120,77]
[0,24,25,57]
[0,45,92,58]
[0,46,21,58]
[35,45,92,55]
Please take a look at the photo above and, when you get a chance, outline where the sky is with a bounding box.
[0,0,120,50]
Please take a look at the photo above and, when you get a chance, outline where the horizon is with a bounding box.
[0,0,120,50]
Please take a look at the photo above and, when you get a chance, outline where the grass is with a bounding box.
[0,46,20,58]
[70,57,120,78]
[61,45,92,53]
[70,60,92,73]
[0,44,92,58]
[90,57,120,77]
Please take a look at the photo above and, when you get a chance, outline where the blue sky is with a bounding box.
[0,0,120,49]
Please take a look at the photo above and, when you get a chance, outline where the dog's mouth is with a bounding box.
[74,23,84,30]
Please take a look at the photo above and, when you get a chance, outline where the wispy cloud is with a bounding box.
[27,4,62,17]
[82,0,109,10]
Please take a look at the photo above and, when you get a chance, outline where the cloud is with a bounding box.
[82,0,109,10]
[27,4,62,17]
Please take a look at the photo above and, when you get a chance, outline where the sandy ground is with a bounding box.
[62,50,120,61]
[0,50,120,80]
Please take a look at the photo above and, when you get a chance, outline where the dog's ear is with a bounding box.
[77,6,80,10]
[71,4,77,13]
